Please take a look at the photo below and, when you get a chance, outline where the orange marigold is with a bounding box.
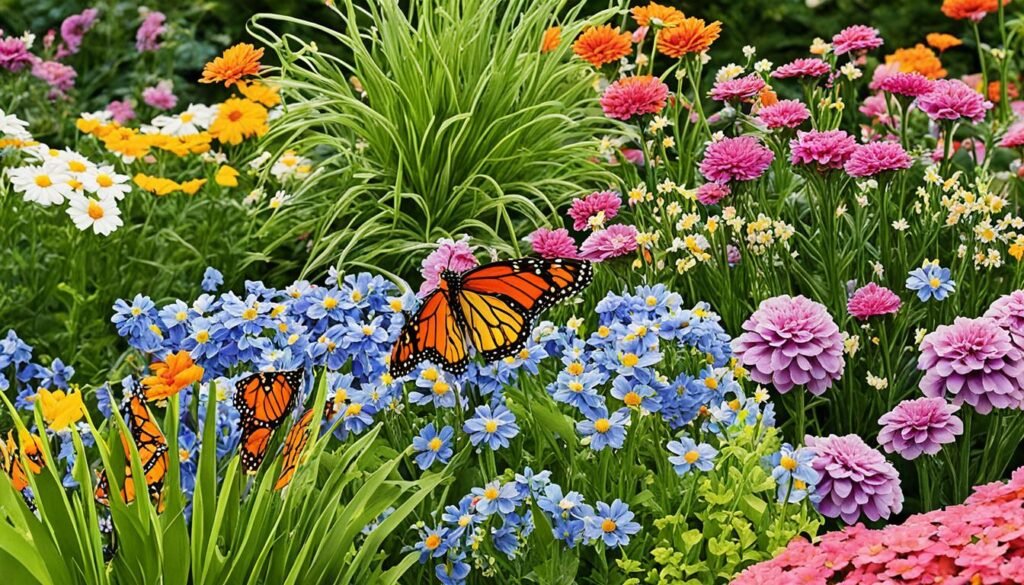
[885,45,947,80]
[926,32,963,53]
[208,98,269,145]
[573,25,632,68]
[200,43,264,87]
[984,80,1019,102]
[540,26,561,53]
[631,2,686,28]
[656,17,722,58]
[941,0,1009,21]
[141,351,204,401]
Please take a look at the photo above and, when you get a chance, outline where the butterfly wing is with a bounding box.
[389,289,468,377]
[1,433,30,492]
[234,370,303,473]
[239,426,274,473]
[456,258,592,362]
[95,386,168,507]
[273,409,314,491]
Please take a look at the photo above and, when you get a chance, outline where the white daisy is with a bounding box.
[66,193,123,236]
[0,110,31,140]
[6,165,73,206]
[80,165,131,200]
[268,190,290,209]
[270,151,312,181]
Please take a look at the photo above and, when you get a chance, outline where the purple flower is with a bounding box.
[733,295,845,396]
[844,141,913,177]
[831,25,884,56]
[699,136,774,183]
[60,8,99,54]
[806,433,903,525]
[984,290,1024,351]
[918,317,1024,414]
[877,397,963,460]
[916,79,993,123]
[142,80,177,110]
[579,224,638,261]
[0,36,33,72]
[709,74,765,103]
[136,10,166,53]
[789,130,858,170]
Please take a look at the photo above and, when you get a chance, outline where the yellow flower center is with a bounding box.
[131,307,142,316]
[728,399,741,411]
[336,389,348,402]
[432,381,450,395]
[458,514,472,527]
[780,456,798,471]
[623,391,642,407]
[428,437,443,451]
[620,353,639,368]
[483,487,499,500]
[568,381,584,393]
[601,519,617,533]
[287,333,299,345]
[928,277,941,289]
[423,368,439,382]
[424,534,441,550]
[351,290,363,302]
[241,307,258,320]
[594,418,611,433]
[389,299,403,312]
[597,326,611,337]
[35,174,53,187]
[345,403,362,416]
[794,479,807,490]
[228,109,244,122]
[323,297,338,310]
[195,330,210,343]
[68,160,87,172]
[704,377,719,390]
[96,174,113,188]
[179,448,190,463]
[181,113,195,123]
[484,420,498,433]
[381,373,394,385]
[176,311,187,321]
[361,325,373,336]
[684,450,700,464]
[87,200,105,220]
[645,295,657,306]
[566,362,585,376]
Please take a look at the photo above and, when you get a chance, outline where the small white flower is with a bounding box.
[6,164,73,206]
[866,372,888,391]
[840,62,862,80]
[270,151,313,181]
[742,45,756,58]
[754,59,773,73]
[0,109,31,139]
[269,190,291,209]
[66,193,123,236]
[80,165,131,200]
[892,218,909,231]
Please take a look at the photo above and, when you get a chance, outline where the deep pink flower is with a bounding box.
[845,141,913,177]
[142,80,177,110]
[0,36,33,72]
[60,8,99,54]
[847,282,902,320]
[579,224,638,261]
[807,433,903,524]
[859,93,894,126]
[709,74,765,102]
[918,317,1024,414]
[877,72,935,97]
[1000,123,1024,149]
[771,58,831,79]
[568,191,621,231]
[528,227,579,259]
[758,99,810,129]
[878,397,963,460]
[31,60,77,97]
[106,99,136,123]
[696,182,730,205]
[984,290,1024,350]
[418,237,479,296]
[699,136,774,183]
[789,129,858,170]
[869,62,902,91]
[916,79,994,123]
[600,75,669,121]
[619,148,644,166]
[832,25,884,56]
[733,295,845,395]
[136,10,166,53]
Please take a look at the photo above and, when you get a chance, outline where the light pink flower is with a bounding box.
[600,75,669,121]
[832,25,884,56]
[136,10,166,53]
[696,182,730,205]
[845,141,913,177]
[418,237,479,296]
[789,129,858,170]
[699,136,774,183]
[568,191,621,231]
[859,93,893,125]
[771,58,831,79]
[877,72,935,97]
[60,8,99,54]
[709,74,765,102]
[0,36,33,72]
[877,397,962,460]
[528,227,579,259]
[31,60,77,97]
[869,62,902,91]
[758,99,810,129]
[142,80,177,110]
[847,282,902,320]
[1000,123,1024,149]
[808,433,903,524]
[916,79,993,123]
[984,290,1024,350]
[579,224,638,261]
[106,99,136,123]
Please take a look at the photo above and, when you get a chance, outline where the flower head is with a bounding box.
[877,72,935,97]
[463,403,519,450]
[631,2,686,28]
[710,74,766,103]
[66,193,123,236]
[573,25,632,68]
[583,499,640,547]
[411,423,454,470]
[135,11,166,52]
[926,32,963,52]
[696,182,731,205]
[885,44,947,79]
[667,437,717,475]
[771,58,831,79]
[577,407,630,451]
[699,136,774,183]
[847,283,901,320]
[656,17,722,58]
[142,80,177,110]
[529,227,579,259]
[600,76,669,121]
[789,130,858,170]
[831,25,884,56]
[942,0,1009,21]
[141,350,204,401]
[0,36,33,72]
[916,79,993,123]
[579,224,638,261]
[905,262,955,302]
[200,43,264,87]
[569,191,621,231]
[37,388,86,431]
[878,397,963,460]
[844,141,913,177]
[60,8,99,54]
[540,26,561,53]
[807,433,903,524]
[418,236,478,295]
[1000,123,1024,149]
[768,443,819,503]
[208,98,268,145]
[984,291,1024,350]
[757,99,810,130]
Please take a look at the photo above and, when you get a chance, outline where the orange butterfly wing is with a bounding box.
[273,409,314,491]
[0,432,30,492]
[96,390,169,508]
[389,289,468,377]
[234,370,303,473]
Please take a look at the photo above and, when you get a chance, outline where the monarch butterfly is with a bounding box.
[273,409,314,491]
[95,384,169,509]
[390,257,592,377]
[0,432,31,492]
[234,370,302,473]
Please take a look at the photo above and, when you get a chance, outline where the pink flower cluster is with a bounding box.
[772,58,831,80]
[916,79,994,123]
[418,237,479,296]
[136,10,166,53]
[600,75,669,121]
[758,99,811,130]
[529,228,579,259]
[985,290,1024,350]
[60,8,99,55]
[789,130,858,170]
[142,80,177,110]
[847,282,901,320]
[699,136,774,183]
[709,74,765,102]
[568,191,621,231]
[696,182,730,205]
[733,466,1024,585]
[876,72,935,98]
[31,60,77,98]
[0,35,33,72]
[844,141,912,177]
[579,224,638,261]
[831,24,884,56]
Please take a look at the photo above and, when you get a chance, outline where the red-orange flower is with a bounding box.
[573,25,632,68]
[141,351,204,401]
[926,32,963,53]
[941,0,1009,21]
[631,2,686,28]
[985,80,1019,102]
[885,45,947,80]
[656,17,722,58]
[200,43,264,87]
[540,26,561,53]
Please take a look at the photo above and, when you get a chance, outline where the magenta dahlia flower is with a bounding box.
[859,94,893,125]
[699,136,774,184]
[696,182,731,205]
[142,81,177,111]
[733,295,845,395]
[876,72,935,98]
[758,99,810,130]
[568,191,621,231]
[0,36,33,73]
[709,74,765,102]
[831,25,884,56]
[579,224,638,261]
[806,433,903,524]
[31,60,77,96]
[845,141,913,177]
[918,317,1024,414]
[600,75,669,121]
[847,282,901,320]
[1000,123,1024,149]
[528,227,579,259]
[789,129,858,170]
[916,79,994,123]
[772,58,831,79]
[60,8,99,55]
[877,397,963,460]
[984,290,1024,350]
[136,10,166,53]
[419,237,479,296]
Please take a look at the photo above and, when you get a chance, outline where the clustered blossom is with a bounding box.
[136,10,167,52]
[844,141,912,177]
[1000,123,1024,149]
[568,191,621,231]
[528,227,579,259]
[807,433,903,524]
[0,35,33,72]
[31,60,77,98]
[789,130,858,170]
[831,24,884,56]
[580,224,638,261]
[59,8,99,54]
[696,182,730,205]
[876,71,935,97]
[142,80,178,110]
[915,79,994,123]
[600,75,669,120]
[418,236,479,296]
[733,295,845,396]
[709,74,765,102]
[877,397,963,460]
[699,136,774,183]
[847,283,901,320]
[771,58,831,79]
[984,290,1024,350]
[734,466,1024,584]
[758,99,810,129]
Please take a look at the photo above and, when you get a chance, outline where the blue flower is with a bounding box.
[412,423,454,470]
[552,515,586,548]
[340,389,378,434]
[463,404,519,450]
[906,262,955,302]
[667,437,718,475]
[434,557,471,585]
[514,467,551,500]
[470,480,521,516]
[767,443,819,503]
[537,484,588,519]
[111,294,157,338]
[95,383,117,418]
[583,499,640,547]
[410,367,459,409]
[37,358,74,389]
[441,495,482,538]
[201,267,224,292]
[576,407,630,451]
[549,368,606,417]
[610,375,661,412]
[415,526,451,563]
[0,329,32,369]
[491,510,532,558]
[220,292,273,335]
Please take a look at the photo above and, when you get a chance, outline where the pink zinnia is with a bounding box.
[733,295,845,395]
[142,80,177,110]
[579,224,638,261]
[831,24,884,56]
[859,94,893,125]
[0,36,33,72]
[876,72,935,98]
[568,191,621,231]
[845,141,913,177]
[806,433,903,524]
[31,60,77,97]
[600,75,669,121]
[709,74,765,102]
[847,282,901,320]
[696,182,730,205]
[789,129,858,170]
[916,79,993,123]
[918,317,1024,414]
[771,58,831,79]
[1000,123,1024,149]
[699,136,774,183]
[60,8,99,54]
[984,290,1024,350]
[877,397,963,460]
[418,237,479,296]
[106,99,136,124]
[136,10,166,53]
[869,62,902,91]
[619,148,644,166]
[528,227,579,259]
[758,99,810,130]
